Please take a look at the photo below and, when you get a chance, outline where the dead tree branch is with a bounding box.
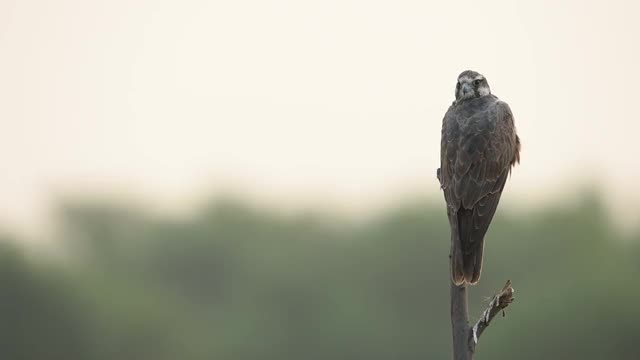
[450,283,472,360]
[451,280,515,359]
[469,280,514,351]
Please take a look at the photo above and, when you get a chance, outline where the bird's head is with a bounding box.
[455,70,491,102]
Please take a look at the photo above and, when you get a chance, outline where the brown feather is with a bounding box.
[440,94,519,285]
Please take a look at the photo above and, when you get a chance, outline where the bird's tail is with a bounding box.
[462,241,483,285]
[451,245,466,286]
[451,209,485,285]
[450,217,466,286]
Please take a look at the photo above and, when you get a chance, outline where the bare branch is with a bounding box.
[450,282,472,360]
[469,280,515,351]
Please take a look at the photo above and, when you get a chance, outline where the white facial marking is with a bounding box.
[456,73,490,100]
[458,75,484,84]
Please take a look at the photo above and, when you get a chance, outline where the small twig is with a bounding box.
[469,280,515,351]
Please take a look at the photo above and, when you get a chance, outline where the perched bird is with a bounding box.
[437,70,520,286]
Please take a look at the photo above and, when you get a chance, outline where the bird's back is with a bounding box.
[440,94,519,285]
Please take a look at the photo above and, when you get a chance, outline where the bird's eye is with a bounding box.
[473,79,482,86]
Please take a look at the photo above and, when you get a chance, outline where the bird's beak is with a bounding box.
[461,83,473,96]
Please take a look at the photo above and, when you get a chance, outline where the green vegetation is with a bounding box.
[1,193,638,359]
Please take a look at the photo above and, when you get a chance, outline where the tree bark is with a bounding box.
[450,283,472,360]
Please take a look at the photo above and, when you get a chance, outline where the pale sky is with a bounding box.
[1,0,639,236]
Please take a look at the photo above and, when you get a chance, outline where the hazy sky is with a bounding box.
[1,0,639,234]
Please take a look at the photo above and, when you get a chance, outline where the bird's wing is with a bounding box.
[440,98,519,284]
[440,100,518,214]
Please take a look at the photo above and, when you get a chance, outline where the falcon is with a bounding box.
[437,70,520,286]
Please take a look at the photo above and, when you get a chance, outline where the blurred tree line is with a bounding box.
[0,192,639,359]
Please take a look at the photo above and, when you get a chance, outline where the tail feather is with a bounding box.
[463,241,484,284]
[451,208,486,285]
[449,212,465,286]
[451,238,465,286]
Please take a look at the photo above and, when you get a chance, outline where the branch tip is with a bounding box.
[469,280,515,351]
